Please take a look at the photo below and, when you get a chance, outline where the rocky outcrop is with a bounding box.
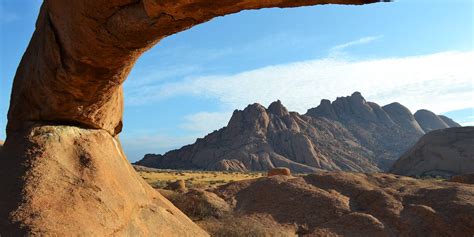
[439,115,462,128]
[138,99,379,173]
[0,125,208,236]
[1,0,385,235]
[137,92,460,173]
[200,173,474,236]
[414,109,452,133]
[307,92,427,169]
[390,127,474,177]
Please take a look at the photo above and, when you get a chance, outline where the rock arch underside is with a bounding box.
[0,0,395,235]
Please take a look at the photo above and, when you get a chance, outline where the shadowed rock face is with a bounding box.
[137,93,460,173]
[414,109,460,133]
[0,0,383,235]
[390,127,474,177]
[438,115,462,128]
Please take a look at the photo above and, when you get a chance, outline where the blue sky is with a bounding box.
[1,0,473,162]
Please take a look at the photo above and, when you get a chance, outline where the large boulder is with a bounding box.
[390,127,474,177]
[0,125,207,236]
[268,167,291,176]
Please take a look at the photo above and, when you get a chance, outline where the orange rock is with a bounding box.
[0,125,208,236]
[268,167,291,176]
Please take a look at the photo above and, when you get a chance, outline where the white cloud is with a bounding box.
[179,111,233,136]
[127,50,474,114]
[329,35,382,55]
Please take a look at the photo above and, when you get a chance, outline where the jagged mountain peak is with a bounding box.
[136,93,461,173]
[350,91,365,101]
[268,100,289,116]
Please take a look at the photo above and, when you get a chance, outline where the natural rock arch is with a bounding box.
[0,0,383,235]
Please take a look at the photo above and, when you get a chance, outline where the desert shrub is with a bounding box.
[204,217,267,237]
[150,181,168,189]
[165,180,186,192]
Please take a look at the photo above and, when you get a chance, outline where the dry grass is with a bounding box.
[134,165,264,189]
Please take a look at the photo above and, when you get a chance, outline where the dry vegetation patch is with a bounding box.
[134,165,263,189]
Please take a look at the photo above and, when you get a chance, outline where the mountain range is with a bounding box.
[135,92,460,172]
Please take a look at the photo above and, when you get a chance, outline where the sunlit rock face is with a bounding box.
[0,0,382,235]
[136,93,460,173]
[391,127,474,177]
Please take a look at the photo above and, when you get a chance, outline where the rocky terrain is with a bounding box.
[160,172,474,236]
[391,127,474,177]
[1,0,388,235]
[136,92,460,173]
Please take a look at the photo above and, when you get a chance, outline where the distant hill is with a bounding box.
[136,92,460,173]
[390,127,474,177]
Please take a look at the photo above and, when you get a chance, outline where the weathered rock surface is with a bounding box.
[390,127,474,177]
[0,125,208,236]
[2,0,385,235]
[206,172,474,236]
[137,93,460,173]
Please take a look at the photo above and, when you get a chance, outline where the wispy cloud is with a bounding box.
[329,35,382,55]
[125,50,474,114]
[179,111,232,135]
